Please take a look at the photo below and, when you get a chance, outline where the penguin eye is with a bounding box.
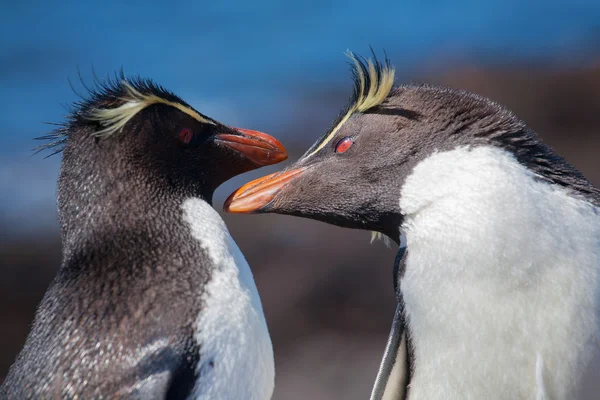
[335,136,353,154]
[178,127,195,144]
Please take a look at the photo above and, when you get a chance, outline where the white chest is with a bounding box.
[181,198,274,400]
[399,146,600,400]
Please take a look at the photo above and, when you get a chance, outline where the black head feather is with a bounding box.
[35,72,194,156]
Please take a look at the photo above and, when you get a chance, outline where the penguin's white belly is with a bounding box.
[399,146,600,400]
[182,198,275,400]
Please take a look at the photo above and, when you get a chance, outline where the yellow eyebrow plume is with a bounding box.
[86,82,215,137]
[304,51,395,158]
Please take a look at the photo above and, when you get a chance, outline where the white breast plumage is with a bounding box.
[399,146,600,400]
[181,198,274,400]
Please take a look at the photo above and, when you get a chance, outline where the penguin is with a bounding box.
[1,75,287,399]
[224,53,600,399]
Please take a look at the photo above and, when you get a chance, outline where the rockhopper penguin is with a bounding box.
[225,53,600,399]
[1,75,287,399]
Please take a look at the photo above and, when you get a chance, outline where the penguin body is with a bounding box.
[225,54,600,399]
[399,145,599,399]
[1,76,285,399]
[182,198,274,400]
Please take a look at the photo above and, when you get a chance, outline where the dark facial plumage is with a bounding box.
[61,102,258,198]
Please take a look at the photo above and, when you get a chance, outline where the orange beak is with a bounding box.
[215,128,288,166]
[224,168,306,213]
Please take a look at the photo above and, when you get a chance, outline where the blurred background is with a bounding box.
[1,0,600,398]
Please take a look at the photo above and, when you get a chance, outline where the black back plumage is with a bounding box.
[2,216,207,398]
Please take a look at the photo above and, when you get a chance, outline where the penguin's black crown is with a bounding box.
[37,72,217,155]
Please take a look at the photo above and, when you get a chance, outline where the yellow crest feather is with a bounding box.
[305,51,395,158]
[86,82,214,138]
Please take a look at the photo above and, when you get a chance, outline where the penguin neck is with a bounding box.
[398,145,600,399]
[57,157,213,260]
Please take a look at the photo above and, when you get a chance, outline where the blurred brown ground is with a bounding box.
[2,64,600,399]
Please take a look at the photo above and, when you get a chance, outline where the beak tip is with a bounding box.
[223,192,260,214]
[224,167,306,214]
[269,151,288,165]
[223,192,237,213]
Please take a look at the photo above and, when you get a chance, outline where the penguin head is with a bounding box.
[224,53,547,243]
[44,75,287,202]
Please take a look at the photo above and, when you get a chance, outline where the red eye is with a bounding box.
[178,127,194,144]
[335,137,353,153]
